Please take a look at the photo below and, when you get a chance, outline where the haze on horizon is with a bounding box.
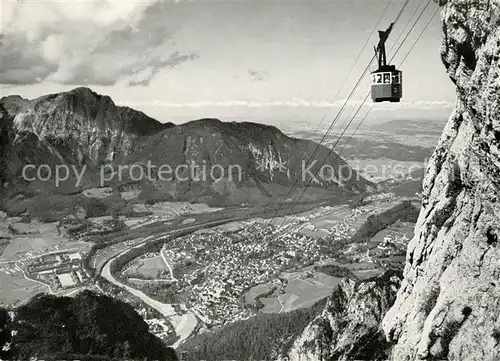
[1,0,455,126]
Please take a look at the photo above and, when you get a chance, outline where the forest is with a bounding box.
[178,298,327,360]
[0,291,178,361]
[350,200,420,243]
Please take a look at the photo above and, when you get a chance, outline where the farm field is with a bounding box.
[0,240,9,257]
[370,220,415,243]
[193,221,247,235]
[132,201,221,220]
[123,255,166,279]
[0,219,91,263]
[244,284,276,305]
[258,271,341,314]
[82,187,114,199]
[0,267,49,306]
[108,196,415,327]
[1,237,89,261]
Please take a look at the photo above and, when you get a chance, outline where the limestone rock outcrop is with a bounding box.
[382,1,500,360]
[287,271,402,361]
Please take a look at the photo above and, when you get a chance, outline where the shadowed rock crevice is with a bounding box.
[285,270,403,361]
[382,1,500,360]
[0,87,374,213]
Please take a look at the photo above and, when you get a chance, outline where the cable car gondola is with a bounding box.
[371,22,402,103]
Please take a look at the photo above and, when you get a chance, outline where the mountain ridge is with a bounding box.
[0,87,374,219]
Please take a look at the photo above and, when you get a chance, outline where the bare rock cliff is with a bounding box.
[382,1,500,360]
[287,271,402,361]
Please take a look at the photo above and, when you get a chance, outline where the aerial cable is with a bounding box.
[336,104,372,157]
[321,0,436,176]
[332,1,431,160]
[388,0,427,57]
[327,0,420,153]
[397,4,440,66]
[270,54,376,217]
[296,0,435,204]
[270,0,413,222]
[337,4,440,160]
[276,0,436,225]
[263,0,397,217]
[307,0,395,141]
[334,0,431,159]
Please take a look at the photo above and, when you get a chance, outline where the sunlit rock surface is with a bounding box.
[382,1,500,360]
[286,271,402,361]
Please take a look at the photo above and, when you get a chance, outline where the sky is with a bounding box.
[1,0,455,126]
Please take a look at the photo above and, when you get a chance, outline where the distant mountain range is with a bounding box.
[0,87,374,217]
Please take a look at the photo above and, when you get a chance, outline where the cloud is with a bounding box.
[118,98,455,109]
[120,98,370,108]
[128,51,199,86]
[0,0,197,86]
[248,69,268,82]
[370,100,455,111]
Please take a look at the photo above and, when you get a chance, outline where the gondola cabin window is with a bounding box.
[372,72,401,85]
[392,73,401,84]
[372,73,385,84]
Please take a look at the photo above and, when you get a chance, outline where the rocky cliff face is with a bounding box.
[286,271,402,361]
[0,88,373,211]
[1,87,171,168]
[126,118,373,202]
[0,87,172,197]
[382,1,500,360]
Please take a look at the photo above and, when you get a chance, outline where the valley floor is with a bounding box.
[0,193,418,350]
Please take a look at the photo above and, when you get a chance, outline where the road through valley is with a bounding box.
[100,218,239,348]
